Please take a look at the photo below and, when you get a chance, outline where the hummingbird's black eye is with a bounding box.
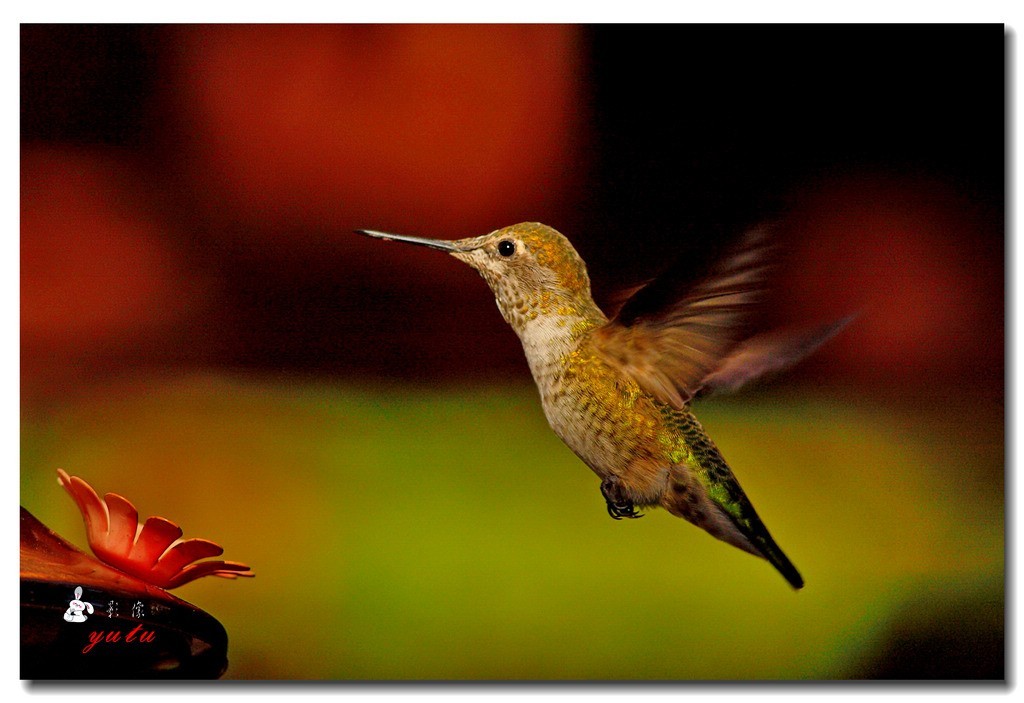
[497,240,516,257]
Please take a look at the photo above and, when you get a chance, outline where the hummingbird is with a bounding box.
[357,222,848,589]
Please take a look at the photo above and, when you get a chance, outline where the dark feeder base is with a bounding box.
[20,509,229,679]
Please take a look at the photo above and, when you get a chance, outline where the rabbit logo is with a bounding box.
[63,586,94,623]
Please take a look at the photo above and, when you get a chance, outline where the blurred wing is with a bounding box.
[696,314,856,397]
[602,280,651,320]
[593,228,773,409]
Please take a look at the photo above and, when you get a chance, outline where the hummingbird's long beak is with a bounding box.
[355,229,466,253]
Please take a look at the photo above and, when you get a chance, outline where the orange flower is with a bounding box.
[57,469,254,589]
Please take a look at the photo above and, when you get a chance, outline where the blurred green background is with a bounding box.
[21,25,1003,679]
[21,377,1002,679]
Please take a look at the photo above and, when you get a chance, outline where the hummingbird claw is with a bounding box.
[600,477,643,520]
[606,502,644,520]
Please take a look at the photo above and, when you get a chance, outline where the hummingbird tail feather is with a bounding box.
[661,471,805,590]
[752,532,804,590]
[720,505,806,589]
[713,504,804,590]
[713,506,805,590]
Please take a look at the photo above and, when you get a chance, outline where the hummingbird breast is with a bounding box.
[519,315,672,500]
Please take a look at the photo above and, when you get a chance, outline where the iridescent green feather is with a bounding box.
[659,406,805,589]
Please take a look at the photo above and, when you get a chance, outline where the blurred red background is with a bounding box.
[20,24,1003,404]
[167,24,585,235]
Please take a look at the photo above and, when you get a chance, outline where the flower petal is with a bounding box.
[57,470,253,589]
[57,469,108,542]
[102,492,139,560]
[130,516,183,567]
[150,538,223,583]
[164,560,255,589]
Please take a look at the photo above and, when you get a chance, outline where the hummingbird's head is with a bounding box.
[357,223,597,332]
